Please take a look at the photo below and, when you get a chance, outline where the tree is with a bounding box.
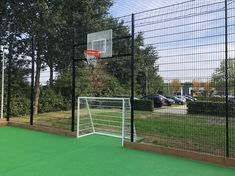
[170,80,181,93]
[135,42,163,97]
[0,1,31,94]
[1,0,164,115]
[212,58,235,94]
[2,0,114,114]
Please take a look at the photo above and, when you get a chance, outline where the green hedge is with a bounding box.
[39,89,70,113]
[9,95,30,117]
[5,89,71,117]
[187,101,235,117]
[134,100,154,112]
[196,96,225,102]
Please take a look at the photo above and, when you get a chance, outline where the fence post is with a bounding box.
[71,27,76,132]
[131,13,135,142]
[30,35,35,126]
[224,0,229,158]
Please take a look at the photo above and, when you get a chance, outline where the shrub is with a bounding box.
[196,96,225,102]
[187,101,235,117]
[134,100,154,111]
[6,94,30,117]
[39,88,70,113]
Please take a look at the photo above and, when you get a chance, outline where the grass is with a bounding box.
[135,111,235,156]
[156,105,180,109]
[0,126,235,176]
[8,109,235,158]
[10,111,72,130]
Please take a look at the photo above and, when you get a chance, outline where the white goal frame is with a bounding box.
[77,97,131,146]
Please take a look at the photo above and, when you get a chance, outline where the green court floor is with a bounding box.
[0,126,235,176]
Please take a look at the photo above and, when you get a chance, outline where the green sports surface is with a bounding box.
[0,127,235,176]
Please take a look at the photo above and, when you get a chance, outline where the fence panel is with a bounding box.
[134,0,235,158]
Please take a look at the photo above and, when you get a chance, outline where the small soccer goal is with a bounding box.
[77,97,136,146]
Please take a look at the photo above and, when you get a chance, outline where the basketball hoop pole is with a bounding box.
[71,27,76,132]
[130,13,135,142]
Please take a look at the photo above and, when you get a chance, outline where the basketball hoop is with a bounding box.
[85,29,112,66]
[84,50,101,66]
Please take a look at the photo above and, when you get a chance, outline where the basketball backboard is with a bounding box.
[87,29,113,58]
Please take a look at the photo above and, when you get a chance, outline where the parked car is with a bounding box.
[159,95,174,106]
[189,95,197,101]
[145,95,163,108]
[165,97,176,104]
[185,95,196,102]
[176,96,187,103]
[229,97,235,105]
[167,96,185,105]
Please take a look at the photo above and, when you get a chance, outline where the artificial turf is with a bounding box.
[0,126,235,176]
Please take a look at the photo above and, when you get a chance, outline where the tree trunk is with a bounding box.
[33,50,42,115]
[49,61,53,87]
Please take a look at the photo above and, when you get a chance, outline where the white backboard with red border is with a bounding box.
[87,29,113,58]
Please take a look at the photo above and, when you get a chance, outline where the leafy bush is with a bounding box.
[187,101,235,117]
[7,94,30,117]
[196,96,225,102]
[102,77,128,97]
[134,100,154,112]
[39,88,70,113]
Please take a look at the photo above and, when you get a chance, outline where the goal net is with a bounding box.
[77,97,136,146]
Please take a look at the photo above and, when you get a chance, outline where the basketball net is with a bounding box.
[84,50,101,67]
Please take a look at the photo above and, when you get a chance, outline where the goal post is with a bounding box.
[77,97,135,146]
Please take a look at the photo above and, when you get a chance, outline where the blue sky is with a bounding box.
[110,0,193,17]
